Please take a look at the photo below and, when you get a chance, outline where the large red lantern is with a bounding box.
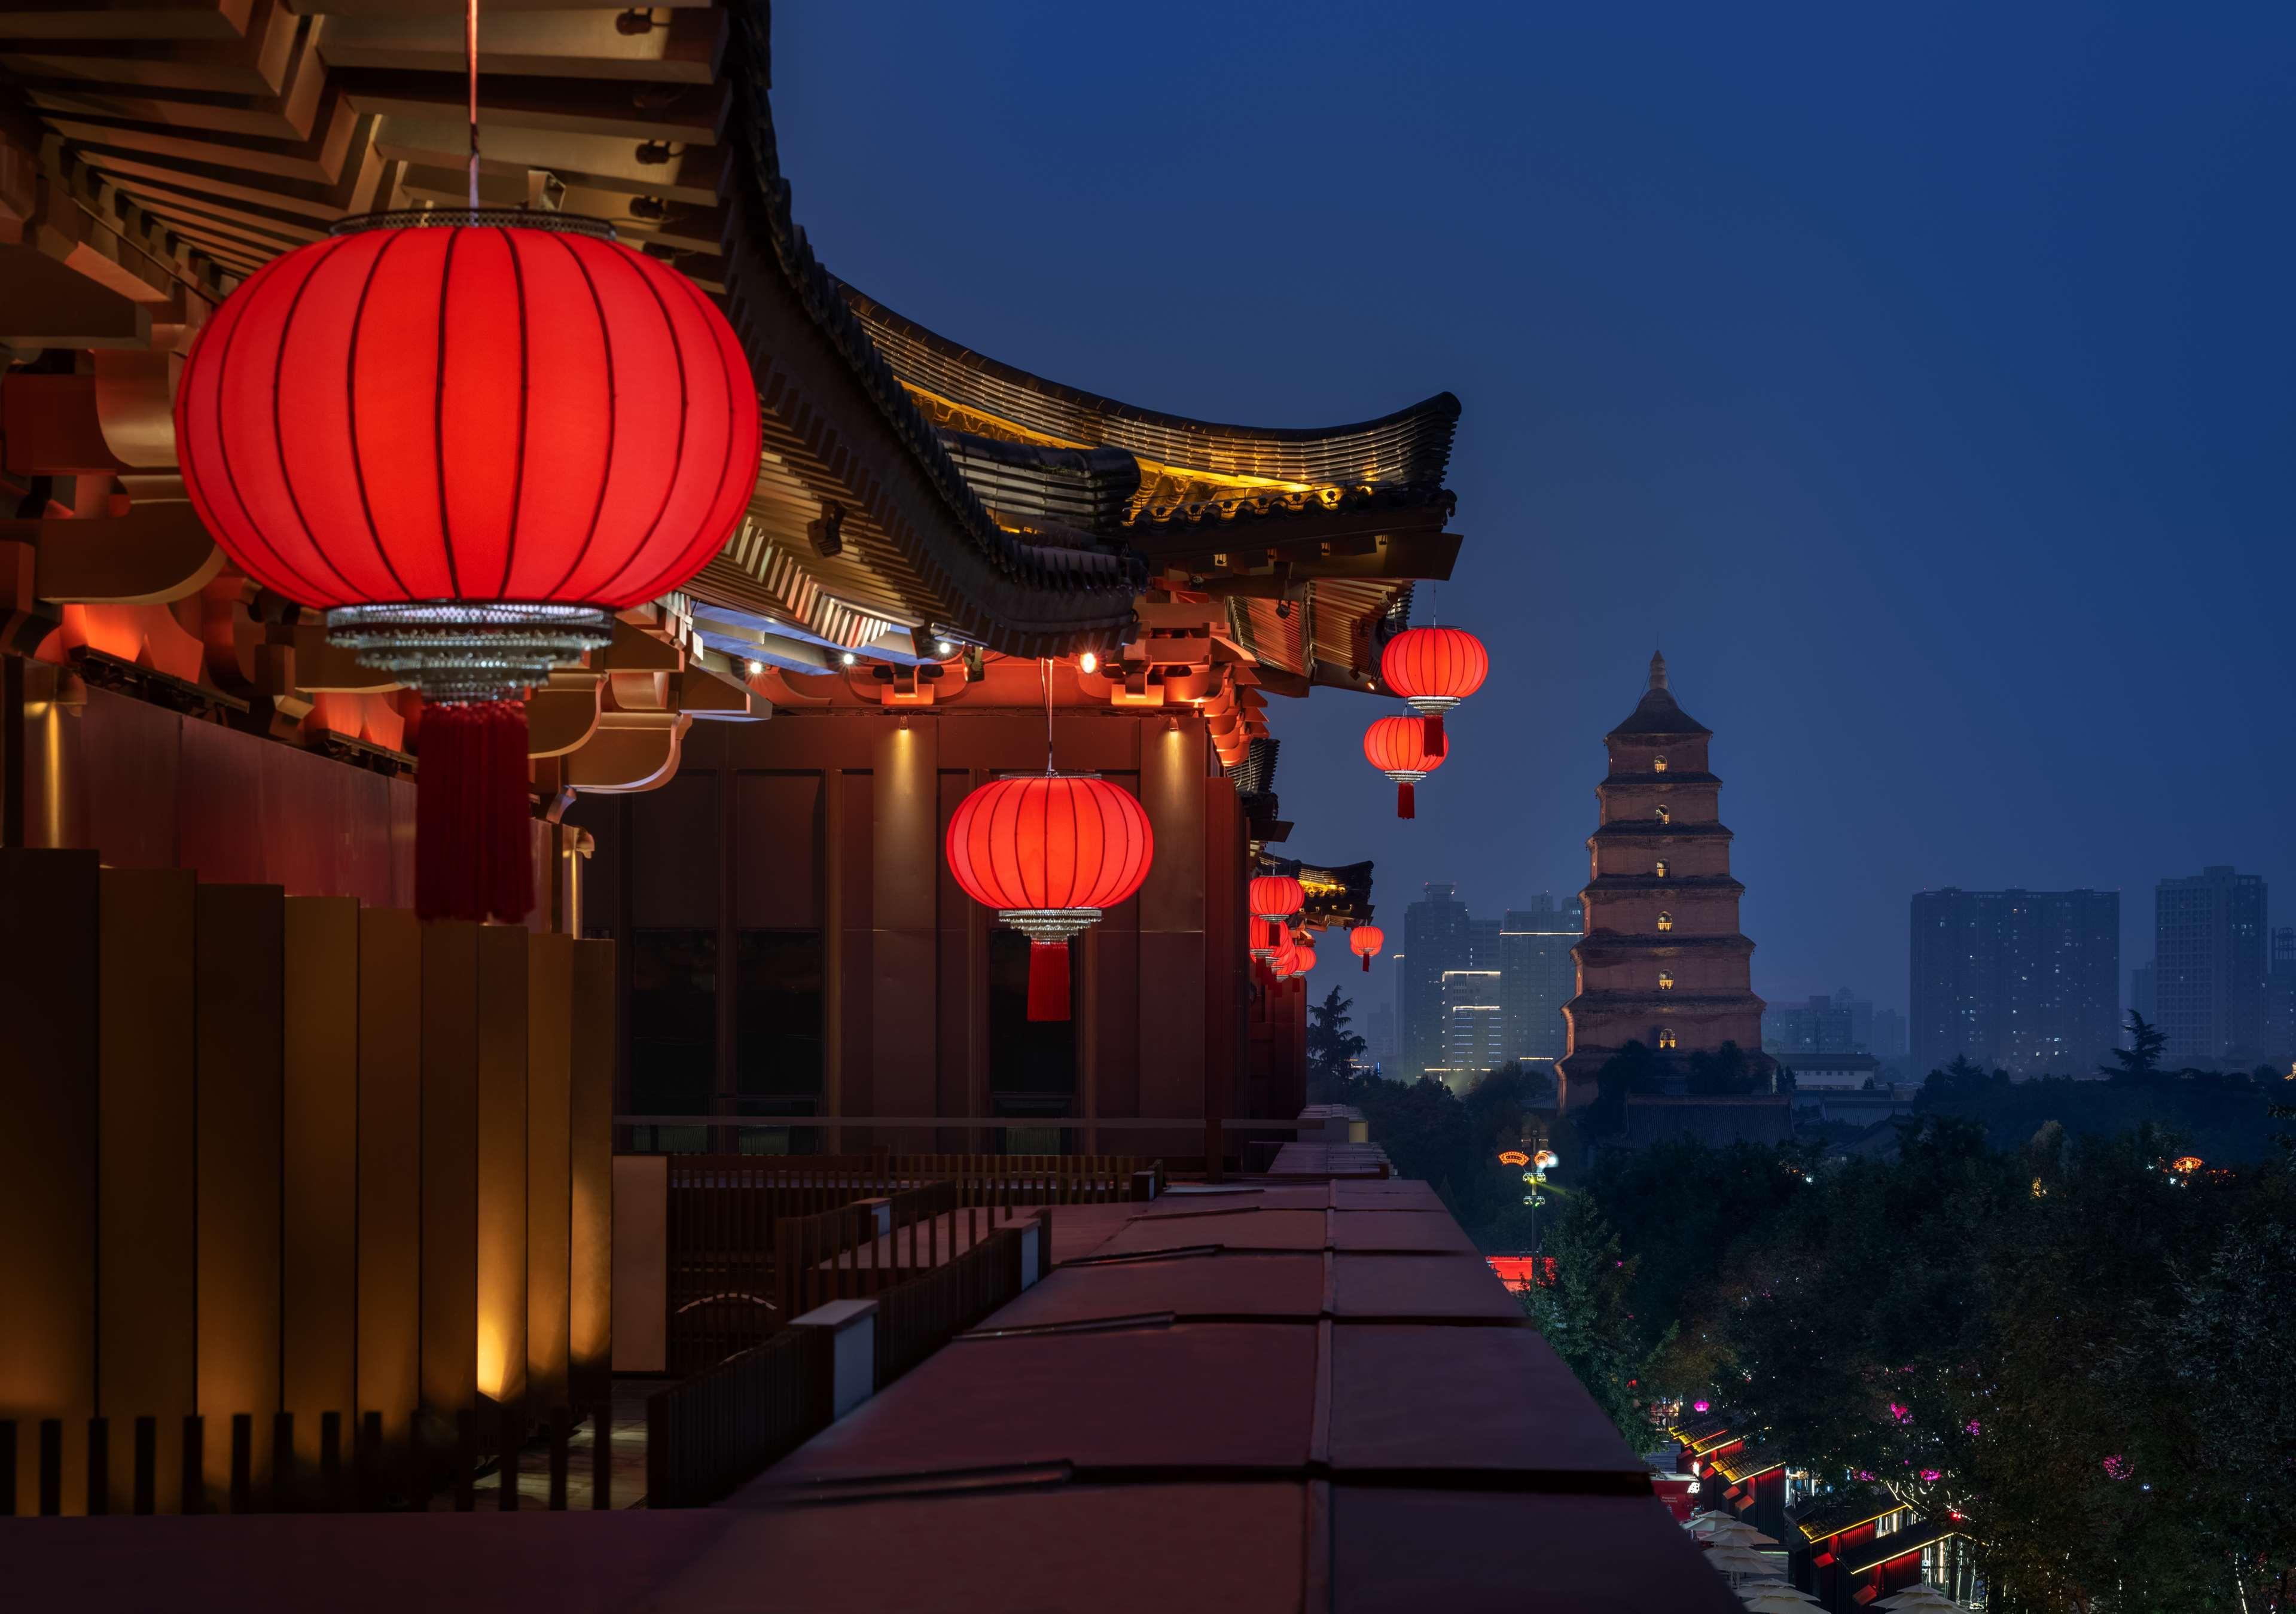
[1381,626,1487,757]
[1364,714,1446,819]
[176,211,760,923]
[1350,924,1385,973]
[1249,873,1304,959]
[946,773,1154,1021]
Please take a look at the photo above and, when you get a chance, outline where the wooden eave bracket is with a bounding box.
[562,709,691,794]
[4,499,224,605]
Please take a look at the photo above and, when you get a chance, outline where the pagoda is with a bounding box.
[1557,654,1771,1108]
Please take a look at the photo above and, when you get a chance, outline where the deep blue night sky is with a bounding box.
[772,2,2295,1029]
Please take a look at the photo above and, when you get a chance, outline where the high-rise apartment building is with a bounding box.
[1766,994,1856,1058]
[1432,969,1507,1091]
[1499,895,1580,1068]
[1400,883,1474,1080]
[1868,1006,1908,1061]
[1910,888,2120,1076]
[2155,868,2268,1063]
[1364,1002,1398,1073]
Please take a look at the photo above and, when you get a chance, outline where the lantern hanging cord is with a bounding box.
[465,0,481,210]
[1041,657,1055,774]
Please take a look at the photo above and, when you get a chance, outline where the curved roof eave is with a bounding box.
[840,284,1462,490]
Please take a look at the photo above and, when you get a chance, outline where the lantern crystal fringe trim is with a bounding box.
[325,601,614,704]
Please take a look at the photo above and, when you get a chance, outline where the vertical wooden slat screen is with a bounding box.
[0,849,100,1516]
[282,896,359,1488]
[195,883,286,1505]
[96,867,196,1514]
[419,922,481,1421]
[475,925,530,1414]
[568,938,617,1403]
[527,932,575,1414]
[355,907,422,1467]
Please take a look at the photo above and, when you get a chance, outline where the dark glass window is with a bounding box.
[629,927,716,1124]
[737,929,824,1103]
[988,929,1075,1114]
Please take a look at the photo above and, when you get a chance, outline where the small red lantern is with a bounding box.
[946,773,1153,1021]
[176,211,759,922]
[1291,937,1319,976]
[1249,873,1304,959]
[1380,626,1487,757]
[1364,714,1446,818]
[1350,924,1385,972]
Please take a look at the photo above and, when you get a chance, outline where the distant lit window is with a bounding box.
[1657,911,1674,932]
[1658,971,1675,991]
[1658,1028,1678,1049]
[1653,755,1669,773]
[1655,803,1670,825]
[1654,859,1669,879]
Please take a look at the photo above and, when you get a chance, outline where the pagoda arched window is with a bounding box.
[1656,803,1670,825]
[1653,755,1669,774]
[1657,911,1674,932]
[1658,1027,1679,1050]
[1654,859,1669,879]
[1658,971,1675,991]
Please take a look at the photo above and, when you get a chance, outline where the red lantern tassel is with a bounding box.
[1422,713,1446,758]
[1361,954,1371,973]
[1026,938,1072,1021]
[417,699,535,925]
[1397,780,1416,819]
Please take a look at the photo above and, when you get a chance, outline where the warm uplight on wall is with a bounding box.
[1078,650,1099,675]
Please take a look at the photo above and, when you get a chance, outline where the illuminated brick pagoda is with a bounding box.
[1558,654,1771,1109]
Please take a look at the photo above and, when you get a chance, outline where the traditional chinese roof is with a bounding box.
[1789,1487,1898,1543]
[1609,654,1713,739]
[1712,1441,1788,1484]
[1841,1514,1967,1575]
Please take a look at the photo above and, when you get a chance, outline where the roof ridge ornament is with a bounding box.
[1650,650,1668,691]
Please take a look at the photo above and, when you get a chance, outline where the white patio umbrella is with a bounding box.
[1703,1545,1788,1580]
[1876,1591,1963,1612]
[1739,1591,1825,1612]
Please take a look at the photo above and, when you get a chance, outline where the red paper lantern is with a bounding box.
[1350,924,1385,973]
[1289,936,1319,976]
[1249,872,1304,958]
[946,773,1154,1021]
[176,211,760,922]
[1364,714,1446,819]
[1380,626,1487,757]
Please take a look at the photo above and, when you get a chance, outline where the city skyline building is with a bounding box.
[1399,882,1475,1080]
[2268,928,2296,1066]
[1433,969,1508,1091]
[2155,867,2268,1063]
[1909,887,2121,1076]
[1500,894,1581,1070]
